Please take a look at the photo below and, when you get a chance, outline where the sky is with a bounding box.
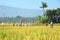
[0,0,60,17]
[0,0,60,9]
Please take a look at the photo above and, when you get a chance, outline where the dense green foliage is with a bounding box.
[36,16,42,23]
[45,8,60,23]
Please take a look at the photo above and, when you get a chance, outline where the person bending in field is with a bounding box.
[50,21,54,28]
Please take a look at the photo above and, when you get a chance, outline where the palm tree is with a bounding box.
[40,2,48,16]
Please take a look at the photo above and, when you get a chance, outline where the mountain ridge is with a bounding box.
[0,5,43,17]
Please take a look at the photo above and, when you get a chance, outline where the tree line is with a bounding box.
[45,8,60,23]
[37,2,60,24]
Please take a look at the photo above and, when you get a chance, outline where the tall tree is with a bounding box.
[45,8,60,23]
[40,2,48,16]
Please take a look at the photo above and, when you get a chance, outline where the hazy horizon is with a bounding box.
[0,0,60,17]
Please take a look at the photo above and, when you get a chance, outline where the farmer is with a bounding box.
[19,20,24,26]
[50,21,54,28]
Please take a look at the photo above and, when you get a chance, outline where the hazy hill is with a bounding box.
[0,5,43,17]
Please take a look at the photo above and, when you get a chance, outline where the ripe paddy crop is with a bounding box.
[0,25,60,40]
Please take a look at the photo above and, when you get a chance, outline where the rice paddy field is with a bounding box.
[0,25,60,40]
